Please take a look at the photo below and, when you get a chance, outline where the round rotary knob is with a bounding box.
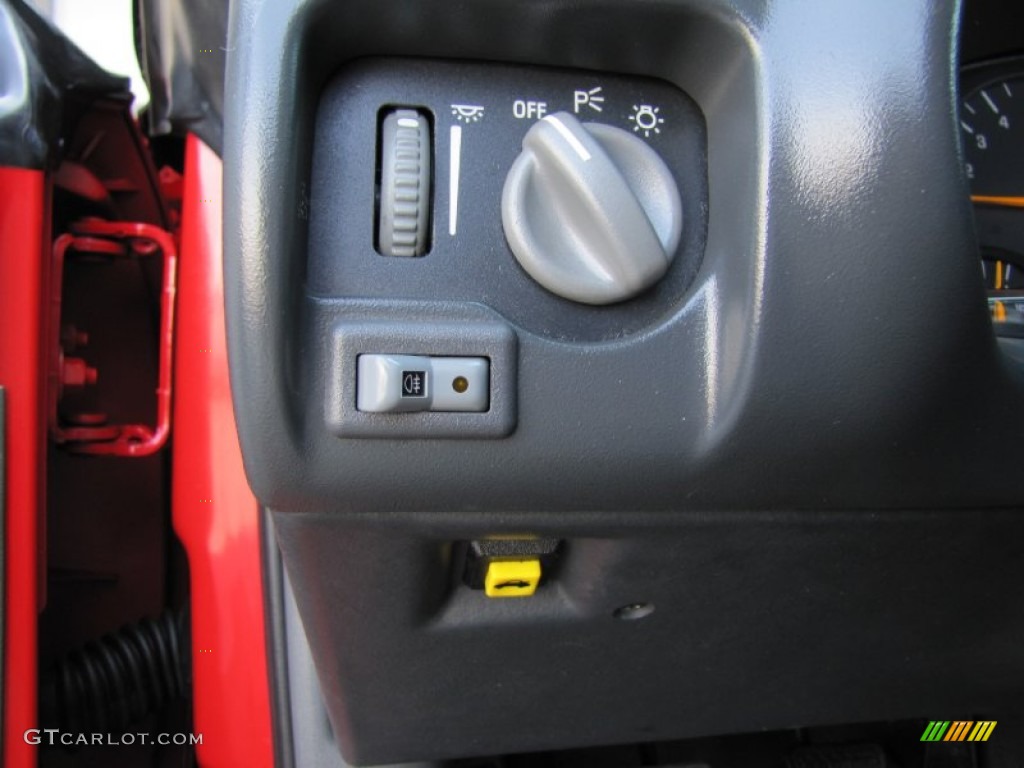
[501,112,683,305]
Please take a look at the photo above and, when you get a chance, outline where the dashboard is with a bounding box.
[217,0,1024,765]
[4,0,1022,767]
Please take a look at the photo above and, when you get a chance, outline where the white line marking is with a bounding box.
[397,117,419,128]
[543,115,591,161]
[964,103,976,115]
[1004,82,1013,97]
[449,125,462,236]
[982,90,1000,114]
[961,120,975,134]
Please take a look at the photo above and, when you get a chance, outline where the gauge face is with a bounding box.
[961,63,1024,330]
[962,77,1024,196]
[982,255,1024,289]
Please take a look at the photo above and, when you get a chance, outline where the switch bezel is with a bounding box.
[308,59,708,342]
[325,308,517,438]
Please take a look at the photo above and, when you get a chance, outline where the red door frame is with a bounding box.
[172,134,274,768]
[2,138,274,767]
[0,166,47,768]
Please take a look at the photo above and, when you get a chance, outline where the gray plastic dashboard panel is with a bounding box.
[226,0,1023,514]
[223,0,1024,764]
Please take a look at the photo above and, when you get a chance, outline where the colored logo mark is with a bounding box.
[921,721,997,742]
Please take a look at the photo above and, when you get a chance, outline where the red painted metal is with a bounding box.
[0,166,47,768]
[49,219,178,457]
[172,135,274,767]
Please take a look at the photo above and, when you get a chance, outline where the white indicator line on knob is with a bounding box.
[542,115,591,161]
[449,125,463,236]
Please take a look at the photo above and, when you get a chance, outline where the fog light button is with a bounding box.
[356,354,488,413]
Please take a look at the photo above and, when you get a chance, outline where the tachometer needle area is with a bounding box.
[971,195,1024,208]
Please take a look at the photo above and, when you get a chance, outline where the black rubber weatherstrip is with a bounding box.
[261,505,295,768]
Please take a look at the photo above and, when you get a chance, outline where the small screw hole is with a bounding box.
[613,603,655,621]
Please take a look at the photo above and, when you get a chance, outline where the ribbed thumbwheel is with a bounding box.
[377,108,432,257]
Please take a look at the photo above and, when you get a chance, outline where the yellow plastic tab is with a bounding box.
[484,559,541,598]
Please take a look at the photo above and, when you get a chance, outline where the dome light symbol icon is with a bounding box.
[451,104,485,123]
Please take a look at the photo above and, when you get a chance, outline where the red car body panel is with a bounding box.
[172,135,273,767]
[0,166,47,768]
